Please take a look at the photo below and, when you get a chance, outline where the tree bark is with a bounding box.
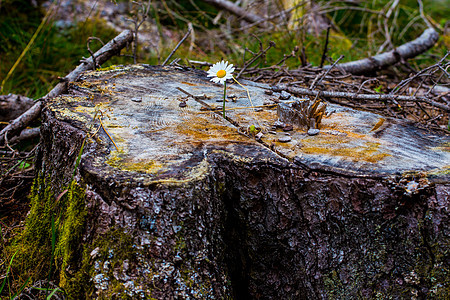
[34,65,450,299]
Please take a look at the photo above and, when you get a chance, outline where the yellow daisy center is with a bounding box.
[216,69,226,78]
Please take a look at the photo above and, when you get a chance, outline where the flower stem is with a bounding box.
[223,82,227,118]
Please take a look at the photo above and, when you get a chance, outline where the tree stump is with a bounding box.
[36,65,449,299]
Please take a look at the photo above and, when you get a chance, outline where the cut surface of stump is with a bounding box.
[37,65,449,299]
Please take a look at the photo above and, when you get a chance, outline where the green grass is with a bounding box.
[1,0,448,99]
[0,0,131,98]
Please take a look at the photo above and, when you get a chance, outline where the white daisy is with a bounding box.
[207,60,235,85]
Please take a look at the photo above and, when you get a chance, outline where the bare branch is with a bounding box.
[236,41,276,79]
[310,55,344,90]
[0,94,34,122]
[391,51,449,95]
[9,127,40,144]
[417,0,434,29]
[323,28,439,74]
[162,27,192,66]
[86,37,105,70]
[319,26,331,68]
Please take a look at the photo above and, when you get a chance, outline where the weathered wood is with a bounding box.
[37,65,449,299]
[323,28,440,74]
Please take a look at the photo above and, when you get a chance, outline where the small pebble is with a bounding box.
[195,94,209,100]
[179,102,187,107]
[255,132,264,139]
[406,181,419,192]
[227,94,237,102]
[264,90,273,95]
[255,107,263,112]
[307,128,320,136]
[326,130,347,137]
[279,91,291,100]
[278,136,292,143]
[283,124,293,131]
[273,120,285,128]
[131,97,142,102]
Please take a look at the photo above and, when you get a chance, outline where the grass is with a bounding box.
[0,0,131,98]
[0,250,30,299]
[0,0,448,99]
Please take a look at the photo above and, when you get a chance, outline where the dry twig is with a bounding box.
[236,40,276,79]
[162,27,192,66]
[273,85,450,112]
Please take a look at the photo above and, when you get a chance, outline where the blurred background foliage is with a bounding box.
[0,0,448,99]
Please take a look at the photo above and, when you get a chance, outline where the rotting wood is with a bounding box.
[322,28,439,74]
[0,30,133,145]
[31,65,450,299]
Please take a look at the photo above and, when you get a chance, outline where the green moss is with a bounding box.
[323,270,345,300]
[55,180,87,289]
[7,176,55,282]
[4,175,87,298]
[5,176,220,298]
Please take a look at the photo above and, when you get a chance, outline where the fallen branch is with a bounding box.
[0,30,133,145]
[9,127,40,144]
[272,84,450,112]
[202,0,266,26]
[0,94,34,122]
[323,28,439,74]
